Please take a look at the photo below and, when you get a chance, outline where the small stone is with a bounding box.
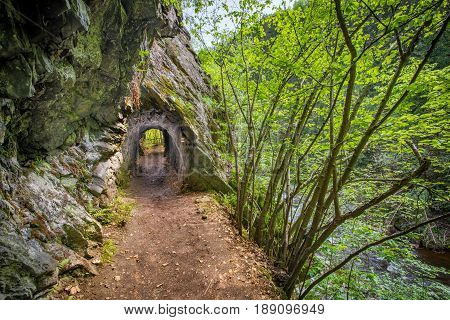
[114,276,121,281]
[69,285,80,295]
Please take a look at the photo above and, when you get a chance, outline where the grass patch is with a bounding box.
[258,266,272,281]
[57,258,71,271]
[31,157,51,175]
[101,239,117,264]
[88,195,135,227]
[211,191,236,214]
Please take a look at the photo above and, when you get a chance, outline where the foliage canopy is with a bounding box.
[182,0,449,299]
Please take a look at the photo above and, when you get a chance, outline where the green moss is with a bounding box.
[0,55,35,99]
[184,171,232,194]
[70,77,109,120]
[62,224,88,253]
[162,0,182,14]
[0,262,36,299]
[72,7,104,68]
[53,61,76,88]
[31,158,51,175]
[116,164,131,190]
[258,265,272,281]
[159,74,175,91]
[202,95,214,110]
[83,219,103,242]
[63,132,77,147]
[60,177,78,191]
[180,100,195,120]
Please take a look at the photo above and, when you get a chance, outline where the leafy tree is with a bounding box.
[184,0,449,298]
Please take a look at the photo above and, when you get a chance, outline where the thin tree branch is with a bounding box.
[299,212,450,299]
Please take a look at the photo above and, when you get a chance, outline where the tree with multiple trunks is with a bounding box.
[185,0,449,298]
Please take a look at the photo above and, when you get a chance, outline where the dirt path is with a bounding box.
[75,153,279,299]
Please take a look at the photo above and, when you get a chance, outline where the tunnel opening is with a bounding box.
[123,111,201,189]
[135,128,173,178]
[139,129,166,156]
[122,111,230,193]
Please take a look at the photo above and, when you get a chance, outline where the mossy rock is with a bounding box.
[184,171,232,194]
[0,54,35,99]
[0,262,36,299]
[61,224,88,253]
[72,10,103,68]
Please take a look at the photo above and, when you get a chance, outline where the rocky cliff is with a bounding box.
[0,0,228,299]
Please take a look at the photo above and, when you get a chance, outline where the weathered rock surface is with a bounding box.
[122,28,230,192]
[0,0,229,299]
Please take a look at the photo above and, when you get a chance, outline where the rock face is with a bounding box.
[122,29,230,192]
[0,0,228,299]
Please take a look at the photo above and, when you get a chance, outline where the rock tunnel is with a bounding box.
[121,108,231,193]
[122,110,197,180]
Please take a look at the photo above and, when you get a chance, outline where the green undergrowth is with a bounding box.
[57,258,71,272]
[101,239,117,264]
[88,194,135,227]
[31,157,51,175]
[211,191,236,213]
[116,165,131,190]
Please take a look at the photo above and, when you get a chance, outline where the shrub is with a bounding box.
[101,239,117,264]
[88,196,135,227]
[116,165,131,190]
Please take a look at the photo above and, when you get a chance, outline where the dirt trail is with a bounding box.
[77,152,279,299]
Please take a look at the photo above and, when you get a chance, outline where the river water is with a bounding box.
[415,248,450,286]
